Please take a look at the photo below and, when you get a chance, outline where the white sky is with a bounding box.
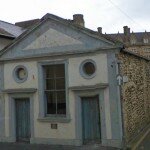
[0,0,149,33]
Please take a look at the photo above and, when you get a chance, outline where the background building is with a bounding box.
[106,26,150,59]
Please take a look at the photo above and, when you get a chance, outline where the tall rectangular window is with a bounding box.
[44,64,66,115]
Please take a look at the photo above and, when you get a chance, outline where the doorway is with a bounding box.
[82,96,101,144]
[15,98,30,142]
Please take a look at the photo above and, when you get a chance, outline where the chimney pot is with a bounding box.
[97,27,102,34]
[73,14,85,27]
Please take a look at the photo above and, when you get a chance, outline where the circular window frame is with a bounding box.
[13,65,28,83]
[79,59,97,79]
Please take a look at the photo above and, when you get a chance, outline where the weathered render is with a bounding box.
[0,13,123,148]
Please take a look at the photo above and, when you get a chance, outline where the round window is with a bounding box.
[13,65,28,83]
[80,59,96,79]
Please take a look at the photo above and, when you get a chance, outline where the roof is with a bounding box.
[15,19,40,29]
[0,13,122,57]
[40,14,118,45]
[0,20,25,38]
[0,13,149,62]
[121,49,150,61]
[0,28,14,38]
[107,32,150,44]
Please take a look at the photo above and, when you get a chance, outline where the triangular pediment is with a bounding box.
[0,16,116,60]
[23,28,82,50]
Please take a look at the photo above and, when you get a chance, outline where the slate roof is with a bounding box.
[15,19,40,29]
[0,28,14,38]
[107,32,150,44]
[0,20,25,38]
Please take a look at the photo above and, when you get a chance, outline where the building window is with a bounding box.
[80,59,96,79]
[13,65,28,83]
[83,62,95,76]
[143,38,149,44]
[130,39,136,45]
[44,64,66,115]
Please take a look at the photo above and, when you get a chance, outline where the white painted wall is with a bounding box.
[4,61,38,89]
[68,53,108,87]
[33,91,76,139]
[3,53,109,140]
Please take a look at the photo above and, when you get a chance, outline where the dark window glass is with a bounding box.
[83,62,95,76]
[46,79,55,90]
[46,91,56,114]
[57,91,66,114]
[55,65,65,77]
[45,66,54,78]
[16,68,26,80]
[56,79,65,90]
[44,64,66,115]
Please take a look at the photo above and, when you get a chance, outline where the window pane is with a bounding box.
[45,66,54,78]
[56,91,66,114]
[44,64,66,115]
[56,78,65,90]
[46,79,55,90]
[46,91,56,114]
[55,64,65,77]
[83,62,95,76]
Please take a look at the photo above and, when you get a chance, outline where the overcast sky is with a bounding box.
[0,0,149,33]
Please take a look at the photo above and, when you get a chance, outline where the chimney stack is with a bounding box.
[73,14,85,27]
[97,27,102,34]
[123,26,130,36]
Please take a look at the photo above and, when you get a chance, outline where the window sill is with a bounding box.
[37,117,71,123]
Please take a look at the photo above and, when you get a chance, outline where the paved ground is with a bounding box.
[136,132,150,150]
[0,143,119,150]
[0,133,149,150]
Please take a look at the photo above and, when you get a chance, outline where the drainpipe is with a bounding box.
[115,48,126,149]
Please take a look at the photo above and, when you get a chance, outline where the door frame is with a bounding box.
[74,88,106,145]
[8,93,34,142]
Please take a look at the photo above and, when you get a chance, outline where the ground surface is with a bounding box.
[136,132,150,150]
[0,143,119,150]
[0,133,149,150]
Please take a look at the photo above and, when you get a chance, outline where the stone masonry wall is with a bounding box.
[117,52,150,143]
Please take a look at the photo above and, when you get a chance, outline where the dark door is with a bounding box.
[82,96,101,144]
[15,98,30,142]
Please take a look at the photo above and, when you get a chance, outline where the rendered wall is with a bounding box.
[68,53,108,87]
[3,53,108,141]
[3,60,75,140]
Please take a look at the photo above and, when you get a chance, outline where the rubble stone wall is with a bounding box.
[117,52,150,142]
